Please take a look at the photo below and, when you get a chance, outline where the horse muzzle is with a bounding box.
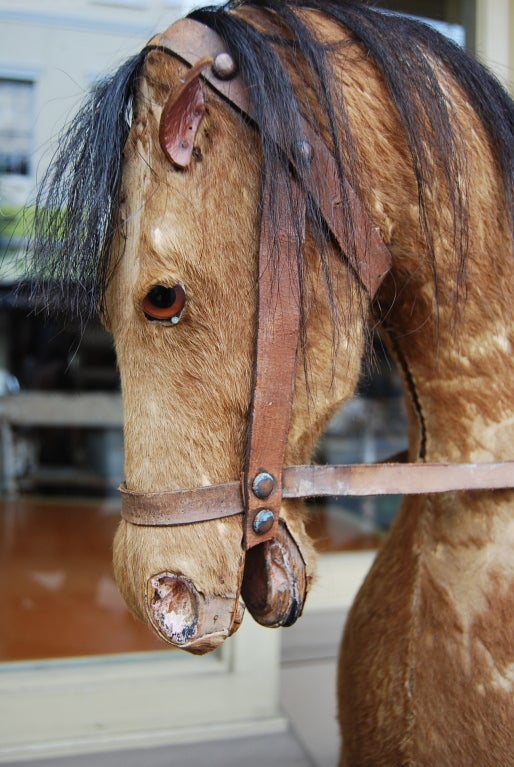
[119,483,310,653]
[141,519,307,654]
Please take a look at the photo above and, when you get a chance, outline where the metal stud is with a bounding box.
[252,509,275,536]
[252,471,275,500]
[212,52,237,80]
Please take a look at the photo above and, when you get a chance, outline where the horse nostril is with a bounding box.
[145,571,245,654]
[148,574,199,645]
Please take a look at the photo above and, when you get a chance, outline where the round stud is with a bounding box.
[252,471,275,500]
[252,509,276,536]
[212,52,237,80]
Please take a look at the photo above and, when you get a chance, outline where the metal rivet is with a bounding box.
[294,139,313,166]
[252,509,275,536]
[252,471,275,500]
[212,52,237,80]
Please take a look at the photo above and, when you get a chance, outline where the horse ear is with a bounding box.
[159,57,213,169]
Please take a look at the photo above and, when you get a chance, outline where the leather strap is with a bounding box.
[147,18,309,548]
[121,481,243,526]
[147,17,392,297]
[283,461,514,497]
[242,169,305,548]
[121,459,514,526]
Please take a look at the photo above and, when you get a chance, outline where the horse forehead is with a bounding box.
[145,222,204,271]
[151,226,167,251]
[118,55,261,285]
[120,151,204,273]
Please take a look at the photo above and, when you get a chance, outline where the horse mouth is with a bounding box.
[146,573,244,654]
[241,520,307,628]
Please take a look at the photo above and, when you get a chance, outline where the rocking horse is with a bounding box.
[28,1,514,764]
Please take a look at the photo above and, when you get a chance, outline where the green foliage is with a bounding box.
[0,205,34,242]
[0,206,34,282]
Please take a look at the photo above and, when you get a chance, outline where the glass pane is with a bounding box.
[0,311,168,662]
[0,496,166,662]
[311,338,408,541]
[0,80,33,176]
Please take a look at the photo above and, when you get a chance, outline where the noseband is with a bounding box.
[120,18,514,549]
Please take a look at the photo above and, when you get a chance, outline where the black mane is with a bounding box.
[27,51,147,319]
[27,0,514,321]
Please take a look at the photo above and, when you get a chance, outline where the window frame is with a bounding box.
[0,76,36,178]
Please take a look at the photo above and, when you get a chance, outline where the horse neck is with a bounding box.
[377,238,514,467]
[317,28,514,466]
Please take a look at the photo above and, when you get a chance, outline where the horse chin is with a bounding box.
[241,518,310,628]
[145,572,245,655]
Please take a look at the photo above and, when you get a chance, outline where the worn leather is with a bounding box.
[242,169,305,548]
[242,520,308,627]
[146,571,245,653]
[121,459,514,526]
[159,57,212,168]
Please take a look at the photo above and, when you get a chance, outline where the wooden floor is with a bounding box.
[0,495,380,663]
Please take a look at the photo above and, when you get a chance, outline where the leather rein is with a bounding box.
[120,17,514,549]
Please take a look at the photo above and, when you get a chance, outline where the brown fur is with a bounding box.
[105,13,514,767]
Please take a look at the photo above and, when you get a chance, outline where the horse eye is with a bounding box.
[142,284,186,324]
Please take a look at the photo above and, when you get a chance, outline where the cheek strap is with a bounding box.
[242,166,305,549]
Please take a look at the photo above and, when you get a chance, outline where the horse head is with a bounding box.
[101,23,373,652]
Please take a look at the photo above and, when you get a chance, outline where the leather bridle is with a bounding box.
[120,17,514,550]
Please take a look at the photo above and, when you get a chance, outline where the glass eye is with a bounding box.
[142,284,186,323]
